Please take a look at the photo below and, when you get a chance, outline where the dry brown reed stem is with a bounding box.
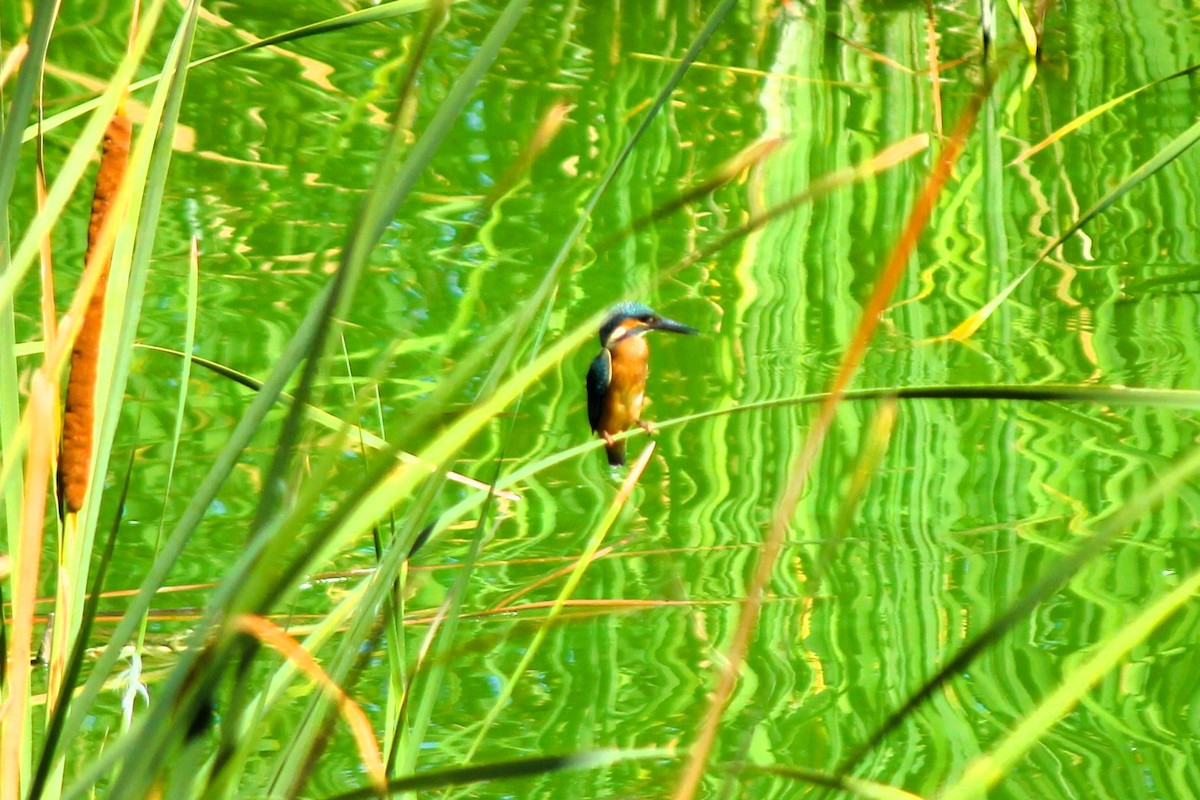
[59,114,131,513]
[235,615,387,796]
[1,373,56,800]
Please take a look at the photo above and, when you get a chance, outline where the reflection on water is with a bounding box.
[16,0,1200,796]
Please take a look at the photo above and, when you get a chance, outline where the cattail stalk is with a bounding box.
[59,114,131,514]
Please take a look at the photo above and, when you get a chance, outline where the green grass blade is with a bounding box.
[418,381,1200,553]
[838,443,1200,775]
[939,565,1200,800]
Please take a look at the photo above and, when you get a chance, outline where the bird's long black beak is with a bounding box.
[650,316,698,335]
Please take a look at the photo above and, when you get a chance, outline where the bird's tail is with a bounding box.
[605,438,626,466]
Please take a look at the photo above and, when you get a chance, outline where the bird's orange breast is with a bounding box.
[598,335,649,435]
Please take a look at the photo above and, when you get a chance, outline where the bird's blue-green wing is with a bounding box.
[586,349,611,433]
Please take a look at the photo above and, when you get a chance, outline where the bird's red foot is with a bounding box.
[637,420,657,436]
[602,431,617,447]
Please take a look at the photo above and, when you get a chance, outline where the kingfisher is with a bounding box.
[586,302,697,466]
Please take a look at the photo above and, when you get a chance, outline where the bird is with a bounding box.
[586,301,697,466]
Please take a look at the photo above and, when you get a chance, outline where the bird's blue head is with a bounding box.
[598,301,697,346]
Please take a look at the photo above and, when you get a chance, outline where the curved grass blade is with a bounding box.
[837,442,1200,776]
[193,0,451,67]
[204,580,374,794]
[1012,62,1200,165]
[130,345,518,499]
[743,764,928,800]
[419,382,1200,566]
[235,615,387,796]
[321,748,672,800]
[942,115,1200,342]
[938,565,1200,800]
